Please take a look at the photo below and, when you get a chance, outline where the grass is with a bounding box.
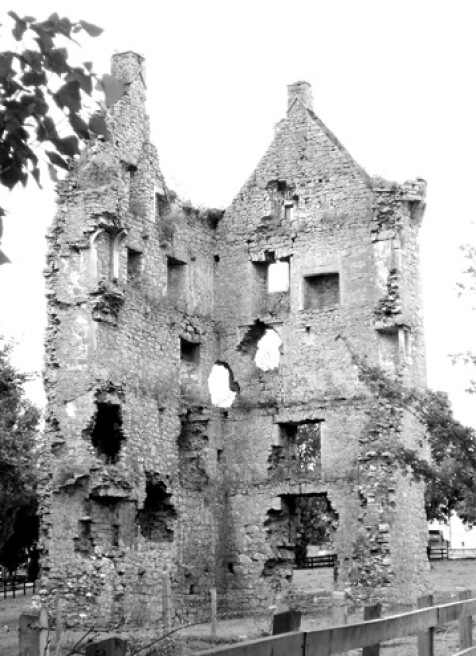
[2,562,476,655]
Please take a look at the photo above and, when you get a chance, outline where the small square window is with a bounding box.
[303,273,340,311]
[180,338,200,365]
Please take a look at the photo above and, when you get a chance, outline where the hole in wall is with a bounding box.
[138,474,176,542]
[208,362,239,408]
[91,403,124,464]
[255,329,282,371]
[238,321,282,371]
[263,493,338,592]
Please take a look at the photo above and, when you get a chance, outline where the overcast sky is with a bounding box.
[0,0,475,424]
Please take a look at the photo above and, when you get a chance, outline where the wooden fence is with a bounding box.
[0,576,35,599]
[195,590,476,656]
[295,554,337,569]
[428,544,449,560]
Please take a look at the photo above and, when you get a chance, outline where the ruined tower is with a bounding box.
[40,55,429,625]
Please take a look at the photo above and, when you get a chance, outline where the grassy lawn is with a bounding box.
[0,592,34,655]
[2,563,476,655]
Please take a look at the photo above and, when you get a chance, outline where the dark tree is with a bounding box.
[0,341,40,573]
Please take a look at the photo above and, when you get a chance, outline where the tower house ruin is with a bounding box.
[40,53,430,625]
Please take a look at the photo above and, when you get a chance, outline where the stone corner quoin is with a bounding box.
[38,50,430,626]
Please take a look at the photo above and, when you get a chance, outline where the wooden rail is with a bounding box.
[196,591,476,656]
[295,554,336,569]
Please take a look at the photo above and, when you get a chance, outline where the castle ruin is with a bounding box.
[39,52,430,625]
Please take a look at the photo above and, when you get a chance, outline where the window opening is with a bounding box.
[267,260,290,293]
[255,329,282,371]
[167,256,187,300]
[180,338,200,364]
[91,403,124,464]
[303,273,340,311]
[284,203,294,222]
[138,475,176,542]
[208,362,238,408]
[155,191,167,219]
[269,421,322,478]
[127,248,142,281]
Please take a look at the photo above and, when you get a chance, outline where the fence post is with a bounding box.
[54,592,63,656]
[19,605,49,656]
[362,603,382,656]
[417,594,434,656]
[210,587,217,636]
[162,571,172,631]
[458,589,473,650]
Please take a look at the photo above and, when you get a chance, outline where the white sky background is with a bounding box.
[0,0,475,425]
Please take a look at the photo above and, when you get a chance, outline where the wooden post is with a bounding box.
[19,605,49,656]
[362,603,382,656]
[162,571,172,631]
[459,589,473,650]
[417,593,434,656]
[54,592,63,656]
[332,591,348,626]
[332,592,348,656]
[211,587,217,636]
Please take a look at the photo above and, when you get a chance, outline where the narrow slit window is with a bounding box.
[167,256,187,300]
[284,203,294,221]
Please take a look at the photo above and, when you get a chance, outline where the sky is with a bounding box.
[0,0,475,425]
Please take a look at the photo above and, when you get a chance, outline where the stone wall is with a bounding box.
[39,59,430,626]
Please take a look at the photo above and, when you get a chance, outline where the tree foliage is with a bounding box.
[0,341,40,572]
[345,340,476,525]
[0,10,106,260]
[295,495,338,564]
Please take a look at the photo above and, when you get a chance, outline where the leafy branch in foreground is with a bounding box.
[337,334,476,525]
[0,12,105,196]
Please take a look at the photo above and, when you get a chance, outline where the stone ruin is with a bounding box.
[38,51,430,625]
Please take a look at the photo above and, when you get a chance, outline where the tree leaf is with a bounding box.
[79,20,104,37]
[53,80,81,113]
[56,135,79,158]
[88,112,110,140]
[69,112,90,139]
[47,162,58,182]
[99,74,127,107]
[67,67,92,95]
[8,11,27,41]
[21,69,47,87]
[0,52,14,80]
[46,150,69,170]
[46,48,68,75]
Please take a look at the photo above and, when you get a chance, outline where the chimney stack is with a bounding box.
[111,51,146,85]
[287,81,313,111]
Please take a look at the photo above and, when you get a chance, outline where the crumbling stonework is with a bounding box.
[39,59,430,625]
